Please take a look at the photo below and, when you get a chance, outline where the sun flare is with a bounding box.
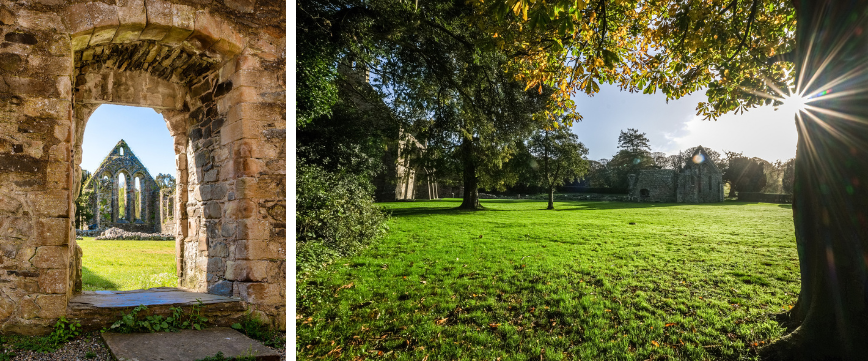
[781,94,808,114]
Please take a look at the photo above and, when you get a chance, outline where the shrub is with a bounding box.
[296,163,388,275]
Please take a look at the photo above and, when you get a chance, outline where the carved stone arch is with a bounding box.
[0,0,286,333]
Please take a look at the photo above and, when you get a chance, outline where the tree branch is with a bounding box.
[724,0,759,64]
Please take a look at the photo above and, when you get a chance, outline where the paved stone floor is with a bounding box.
[68,287,240,308]
[101,328,281,361]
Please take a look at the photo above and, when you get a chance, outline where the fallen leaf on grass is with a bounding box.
[335,282,354,294]
[489,323,500,329]
[420,280,427,284]
[652,341,659,347]
[436,318,448,325]
[665,323,676,327]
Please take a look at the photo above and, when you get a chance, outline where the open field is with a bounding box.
[78,237,177,291]
[296,199,798,360]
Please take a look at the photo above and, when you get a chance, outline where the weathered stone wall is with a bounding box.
[627,169,677,202]
[0,0,285,334]
[677,158,723,203]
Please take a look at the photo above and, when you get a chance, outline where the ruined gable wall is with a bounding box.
[0,0,285,333]
[631,170,677,202]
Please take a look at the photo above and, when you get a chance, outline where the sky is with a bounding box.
[81,105,176,177]
[570,84,800,162]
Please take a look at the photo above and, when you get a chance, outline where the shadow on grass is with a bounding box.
[387,206,507,218]
[778,204,793,209]
[81,266,120,291]
[385,198,763,217]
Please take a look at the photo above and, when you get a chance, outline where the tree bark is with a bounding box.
[761,0,868,359]
[547,188,554,210]
[458,137,481,210]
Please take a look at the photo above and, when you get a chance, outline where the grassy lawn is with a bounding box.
[296,199,799,360]
[78,237,177,291]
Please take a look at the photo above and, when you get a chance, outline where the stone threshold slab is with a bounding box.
[102,327,280,361]
[69,287,241,309]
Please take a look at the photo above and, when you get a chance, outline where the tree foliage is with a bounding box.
[471,0,795,125]
[75,170,94,230]
[723,156,767,194]
[617,128,651,153]
[155,173,176,190]
[296,163,389,275]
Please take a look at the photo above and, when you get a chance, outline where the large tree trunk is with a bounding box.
[761,0,868,359]
[458,137,481,210]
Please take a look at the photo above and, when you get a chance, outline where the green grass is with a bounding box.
[296,199,799,360]
[78,237,177,291]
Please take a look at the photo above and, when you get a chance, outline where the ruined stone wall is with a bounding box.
[0,0,285,333]
[678,162,723,203]
[628,170,677,202]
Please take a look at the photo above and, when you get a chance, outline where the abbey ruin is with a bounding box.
[82,139,161,232]
[627,146,724,203]
[0,0,285,333]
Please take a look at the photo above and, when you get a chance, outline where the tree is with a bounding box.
[723,156,767,195]
[74,170,94,230]
[618,128,652,153]
[155,173,175,190]
[527,127,589,209]
[781,158,795,195]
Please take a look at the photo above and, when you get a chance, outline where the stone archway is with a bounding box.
[0,0,285,334]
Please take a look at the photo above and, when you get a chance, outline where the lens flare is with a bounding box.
[692,154,705,164]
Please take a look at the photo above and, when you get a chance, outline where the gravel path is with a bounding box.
[6,331,287,361]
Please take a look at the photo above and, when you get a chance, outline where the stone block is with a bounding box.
[28,191,69,218]
[208,241,228,258]
[36,218,69,246]
[232,158,262,178]
[224,0,255,13]
[236,282,281,305]
[207,280,232,296]
[0,192,25,215]
[228,69,281,92]
[236,218,269,241]
[18,10,65,32]
[224,199,255,219]
[192,10,221,43]
[49,143,70,162]
[172,3,195,30]
[37,268,66,294]
[144,0,173,26]
[31,246,68,269]
[17,298,38,320]
[21,97,70,120]
[87,2,120,46]
[35,294,67,319]
[1,217,32,241]
[225,260,267,282]
[61,3,93,36]
[216,87,259,114]
[204,201,221,219]
[236,240,284,261]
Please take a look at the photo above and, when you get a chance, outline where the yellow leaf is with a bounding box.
[513,1,522,16]
[652,340,659,347]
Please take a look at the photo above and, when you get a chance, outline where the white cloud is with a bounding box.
[663,105,799,161]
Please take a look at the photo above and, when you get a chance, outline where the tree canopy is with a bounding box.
[527,127,590,209]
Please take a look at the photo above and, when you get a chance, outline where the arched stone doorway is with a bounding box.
[0,1,285,333]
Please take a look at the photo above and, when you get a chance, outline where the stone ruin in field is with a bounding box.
[0,0,285,333]
[82,139,160,232]
[628,146,724,203]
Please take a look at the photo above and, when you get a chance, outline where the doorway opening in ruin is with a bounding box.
[77,105,179,292]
